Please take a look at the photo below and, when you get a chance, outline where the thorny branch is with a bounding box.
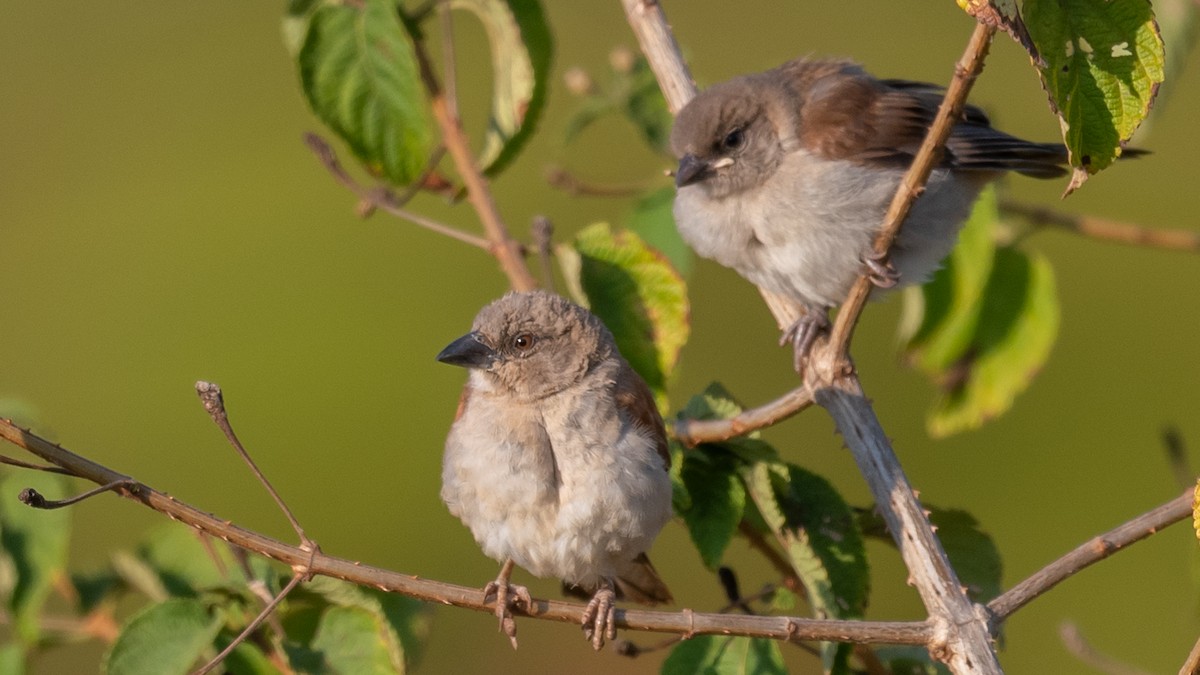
[0,416,1190,655]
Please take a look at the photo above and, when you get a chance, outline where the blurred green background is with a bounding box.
[2,2,1198,673]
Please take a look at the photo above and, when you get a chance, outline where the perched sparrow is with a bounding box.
[671,57,1069,368]
[437,290,673,650]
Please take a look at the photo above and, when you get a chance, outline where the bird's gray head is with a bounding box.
[670,76,790,199]
[436,291,615,402]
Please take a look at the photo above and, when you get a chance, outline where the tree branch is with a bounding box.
[0,417,933,647]
[1001,199,1200,253]
[409,24,539,292]
[621,4,1004,671]
[988,488,1192,620]
[672,386,814,446]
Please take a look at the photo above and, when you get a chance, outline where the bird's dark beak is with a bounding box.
[436,332,496,369]
[675,153,711,188]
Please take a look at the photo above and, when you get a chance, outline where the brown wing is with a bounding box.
[452,382,472,422]
[612,359,670,472]
[780,59,1067,178]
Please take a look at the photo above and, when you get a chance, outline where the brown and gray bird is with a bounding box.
[436,290,673,650]
[671,57,1070,368]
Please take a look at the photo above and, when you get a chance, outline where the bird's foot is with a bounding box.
[483,573,531,649]
[862,250,900,288]
[581,583,617,651]
[779,310,831,373]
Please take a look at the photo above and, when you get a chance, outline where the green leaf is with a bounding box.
[1024,0,1163,193]
[103,598,221,675]
[217,638,284,675]
[628,186,694,278]
[928,509,1002,604]
[299,576,432,671]
[662,635,786,675]
[0,472,71,643]
[448,0,552,176]
[858,506,1002,605]
[0,643,24,675]
[72,569,121,614]
[927,247,1059,437]
[569,223,690,403]
[956,0,1040,65]
[566,55,672,154]
[739,461,867,673]
[901,186,998,373]
[309,606,403,675]
[679,447,745,569]
[282,0,323,58]
[298,0,434,185]
[138,524,235,597]
[680,382,745,424]
[873,646,952,675]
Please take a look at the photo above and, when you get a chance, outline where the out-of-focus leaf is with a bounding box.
[928,247,1058,436]
[859,506,1001,604]
[448,0,552,176]
[300,576,432,671]
[928,509,1002,604]
[110,550,169,603]
[679,447,745,570]
[565,53,672,154]
[627,186,694,278]
[72,569,121,614]
[680,382,745,426]
[662,635,786,675]
[873,646,952,675]
[103,598,221,675]
[282,0,322,58]
[1024,0,1163,193]
[309,606,403,674]
[138,524,234,597]
[0,472,70,643]
[740,461,866,673]
[570,223,689,404]
[669,441,691,514]
[901,186,998,373]
[217,638,284,675]
[298,0,434,185]
[0,643,23,675]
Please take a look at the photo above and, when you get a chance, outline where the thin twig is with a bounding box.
[195,381,313,549]
[438,0,458,120]
[531,216,557,293]
[0,454,75,475]
[408,21,538,291]
[303,133,489,250]
[824,23,997,363]
[673,386,814,445]
[1059,621,1154,675]
[1002,200,1200,253]
[1180,630,1200,675]
[19,480,137,510]
[988,488,1192,620]
[0,417,933,646]
[193,572,307,675]
[544,165,658,198]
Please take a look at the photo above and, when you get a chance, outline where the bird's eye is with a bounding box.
[721,128,745,151]
[512,334,535,351]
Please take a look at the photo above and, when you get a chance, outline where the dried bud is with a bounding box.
[563,67,593,96]
[609,45,635,74]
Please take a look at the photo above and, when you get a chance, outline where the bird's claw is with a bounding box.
[483,579,531,649]
[862,251,900,288]
[581,585,617,650]
[779,310,831,373]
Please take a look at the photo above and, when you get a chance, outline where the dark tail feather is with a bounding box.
[561,553,673,605]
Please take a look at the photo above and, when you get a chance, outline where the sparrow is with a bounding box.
[670,57,1070,369]
[436,290,674,650]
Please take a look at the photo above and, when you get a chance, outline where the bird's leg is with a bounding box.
[580,579,617,650]
[779,307,831,373]
[862,250,900,288]
[481,559,531,649]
